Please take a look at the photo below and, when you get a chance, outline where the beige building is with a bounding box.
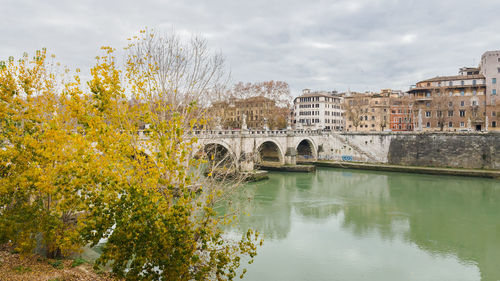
[210,96,288,130]
[344,91,391,132]
[406,50,500,132]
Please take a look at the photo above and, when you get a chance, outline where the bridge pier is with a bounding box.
[285,147,297,165]
[239,152,255,172]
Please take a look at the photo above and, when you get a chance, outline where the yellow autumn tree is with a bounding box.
[0,49,95,258]
[0,30,260,281]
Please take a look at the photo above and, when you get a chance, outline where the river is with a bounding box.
[229,168,500,281]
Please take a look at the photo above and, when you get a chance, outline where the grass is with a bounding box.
[71,258,87,268]
[48,259,64,269]
[13,265,32,273]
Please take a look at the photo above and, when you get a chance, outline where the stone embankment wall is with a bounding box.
[318,132,500,170]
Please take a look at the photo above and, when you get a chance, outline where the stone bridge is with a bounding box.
[185,129,387,171]
[139,129,500,171]
[191,129,322,171]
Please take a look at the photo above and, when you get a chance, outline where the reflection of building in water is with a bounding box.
[235,168,500,281]
[235,173,293,240]
[386,176,500,281]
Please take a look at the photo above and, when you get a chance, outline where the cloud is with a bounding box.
[1,0,500,96]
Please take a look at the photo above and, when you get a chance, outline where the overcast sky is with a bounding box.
[2,0,500,96]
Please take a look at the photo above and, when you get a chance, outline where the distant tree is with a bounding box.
[433,90,453,131]
[232,80,291,107]
[344,97,364,131]
[224,81,291,130]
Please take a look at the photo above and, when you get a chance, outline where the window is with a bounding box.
[449,101,453,107]
[426,122,430,128]
[493,78,497,84]
[493,121,497,128]
[460,101,465,107]
[472,101,477,106]
[459,110,466,117]
[473,80,476,86]
[449,91,453,96]
[461,80,464,86]
[493,111,497,117]
[426,102,431,107]
[448,122,453,128]
[460,122,465,127]
[426,111,431,117]
[493,89,497,95]
[460,90,465,96]
[426,92,431,97]
[498,67,500,73]
[448,110,454,117]
[449,81,452,86]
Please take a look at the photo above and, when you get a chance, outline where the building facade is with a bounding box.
[389,96,414,131]
[407,50,500,132]
[480,50,500,131]
[344,91,391,132]
[408,71,487,131]
[210,96,288,130]
[293,89,344,131]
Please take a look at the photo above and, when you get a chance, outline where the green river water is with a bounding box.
[229,168,500,281]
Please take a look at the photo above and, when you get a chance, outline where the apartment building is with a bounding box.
[293,89,344,131]
[344,91,391,132]
[407,50,500,132]
[211,96,288,130]
[480,50,500,131]
[408,72,487,131]
[389,96,414,131]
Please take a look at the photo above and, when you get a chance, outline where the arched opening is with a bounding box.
[195,143,240,180]
[296,139,315,162]
[257,141,283,166]
[200,143,233,168]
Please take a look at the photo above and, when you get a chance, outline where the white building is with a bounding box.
[293,89,344,131]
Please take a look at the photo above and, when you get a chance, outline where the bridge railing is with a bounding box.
[137,129,337,140]
[189,129,328,137]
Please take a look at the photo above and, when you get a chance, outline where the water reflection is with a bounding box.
[231,168,500,281]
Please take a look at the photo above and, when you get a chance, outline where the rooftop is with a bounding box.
[418,74,485,83]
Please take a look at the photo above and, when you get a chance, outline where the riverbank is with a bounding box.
[311,161,500,179]
[258,164,316,173]
[0,248,118,281]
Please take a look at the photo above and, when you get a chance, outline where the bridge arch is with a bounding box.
[255,139,285,166]
[295,137,317,161]
[195,140,238,168]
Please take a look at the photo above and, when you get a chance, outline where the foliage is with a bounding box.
[49,259,64,269]
[13,265,32,273]
[0,29,261,281]
[231,80,291,108]
[71,257,87,267]
[0,49,89,258]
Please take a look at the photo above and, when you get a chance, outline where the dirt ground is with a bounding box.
[0,249,119,281]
